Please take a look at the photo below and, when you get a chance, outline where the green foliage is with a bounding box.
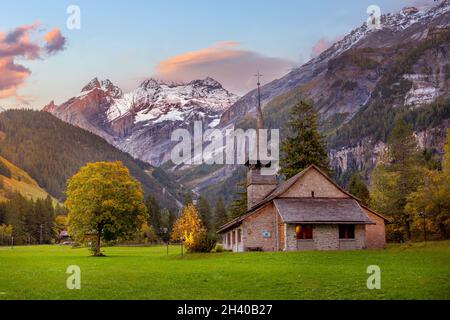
[197,196,213,231]
[214,197,228,230]
[212,244,225,253]
[0,193,55,245]
[0,110,180,209]
[227,179,248,219]
[280,100,331,179]
[144,195,176,243]
[330,28,450,149]
[146,195,161,233]
[331,96,450,149]
[66,161,147,256]
[195,233,217,253]
[201,166,246,206]
[370,120,424,241]
[406,129,450,239]
[348,52,380,70]
[348,172,370,206]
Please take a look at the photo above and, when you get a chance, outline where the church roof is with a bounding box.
[273,198,373,224]
[217,165,390,233]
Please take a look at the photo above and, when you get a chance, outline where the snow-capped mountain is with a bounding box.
[44,77,239,165]
[220,0,450,124]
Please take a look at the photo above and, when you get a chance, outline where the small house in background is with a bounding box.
[218,165,390,252]
[59,230,71,244]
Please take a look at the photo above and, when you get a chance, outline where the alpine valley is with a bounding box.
[43,1,450,205]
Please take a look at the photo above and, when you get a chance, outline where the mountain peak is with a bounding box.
[42,100,57,112]
[189,77,223,89]
[140,78,162,90]
[80,78,122,98]
[81,78,101,92]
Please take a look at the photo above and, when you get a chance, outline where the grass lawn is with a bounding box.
[0,241,449,300]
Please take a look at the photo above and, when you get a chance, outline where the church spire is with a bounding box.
[255,71,264,131]
[254,71,264,162]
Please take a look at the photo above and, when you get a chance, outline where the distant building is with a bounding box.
[59,230,71,243]
[218,165,389,252]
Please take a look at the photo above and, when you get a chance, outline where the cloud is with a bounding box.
[155,42,294,95]
[44,28,66,54]
[0,23,67,101]
[310,35,344,59]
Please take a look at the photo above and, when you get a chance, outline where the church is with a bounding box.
[218,164,389,252]
[217,75,389,252]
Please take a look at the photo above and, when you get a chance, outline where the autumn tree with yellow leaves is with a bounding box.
[66,161,147,256]
[171,204,214,252]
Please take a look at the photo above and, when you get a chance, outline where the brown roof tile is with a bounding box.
[274,198,374,224]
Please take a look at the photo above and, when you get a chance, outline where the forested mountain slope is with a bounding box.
[0,110,183,209]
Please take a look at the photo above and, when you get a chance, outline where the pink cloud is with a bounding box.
[310,35,344,59]
[155,42,294,95]
[0,23,67,101]
[44,28,66,55]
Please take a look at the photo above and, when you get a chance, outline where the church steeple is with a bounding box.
[245,72,277,209]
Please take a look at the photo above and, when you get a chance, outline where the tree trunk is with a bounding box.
[95,233,101,256]
[94,224,103,256]
[405,221,411,241]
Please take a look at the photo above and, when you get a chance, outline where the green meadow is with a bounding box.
[0,241,449,300]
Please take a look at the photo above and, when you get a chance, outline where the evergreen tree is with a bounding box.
[280,100,330,179]
[348,172,371,206]
[159,208,173,242]
[371,119,423,241]
[145,195,162,233]
[214,197,228,229]
[183,191,194,206]
[197,196,212,231]
[228,180,248,219]
[387,119,422,240]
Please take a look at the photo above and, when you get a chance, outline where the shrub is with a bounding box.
[189,233,217,253]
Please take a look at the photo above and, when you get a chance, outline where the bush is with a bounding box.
[188,233,217,253]
[213,244,224,253]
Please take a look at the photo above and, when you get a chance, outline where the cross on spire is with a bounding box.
[254,71,264,130]
[254,71,263,86]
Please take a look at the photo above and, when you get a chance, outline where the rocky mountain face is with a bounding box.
[44,77,239,166]
[221,1,450,124]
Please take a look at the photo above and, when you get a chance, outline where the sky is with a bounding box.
[0,0,437,109]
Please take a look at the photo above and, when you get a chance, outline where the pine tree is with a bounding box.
[387,119,422,240]
[214,197,228,229]
[145,195,162,234]
[197,197,212,231]
[280,100,330,179]
[348,172,370,206]
[371,119,423,241]
[228,180,248,219]
[183,192,194,206]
